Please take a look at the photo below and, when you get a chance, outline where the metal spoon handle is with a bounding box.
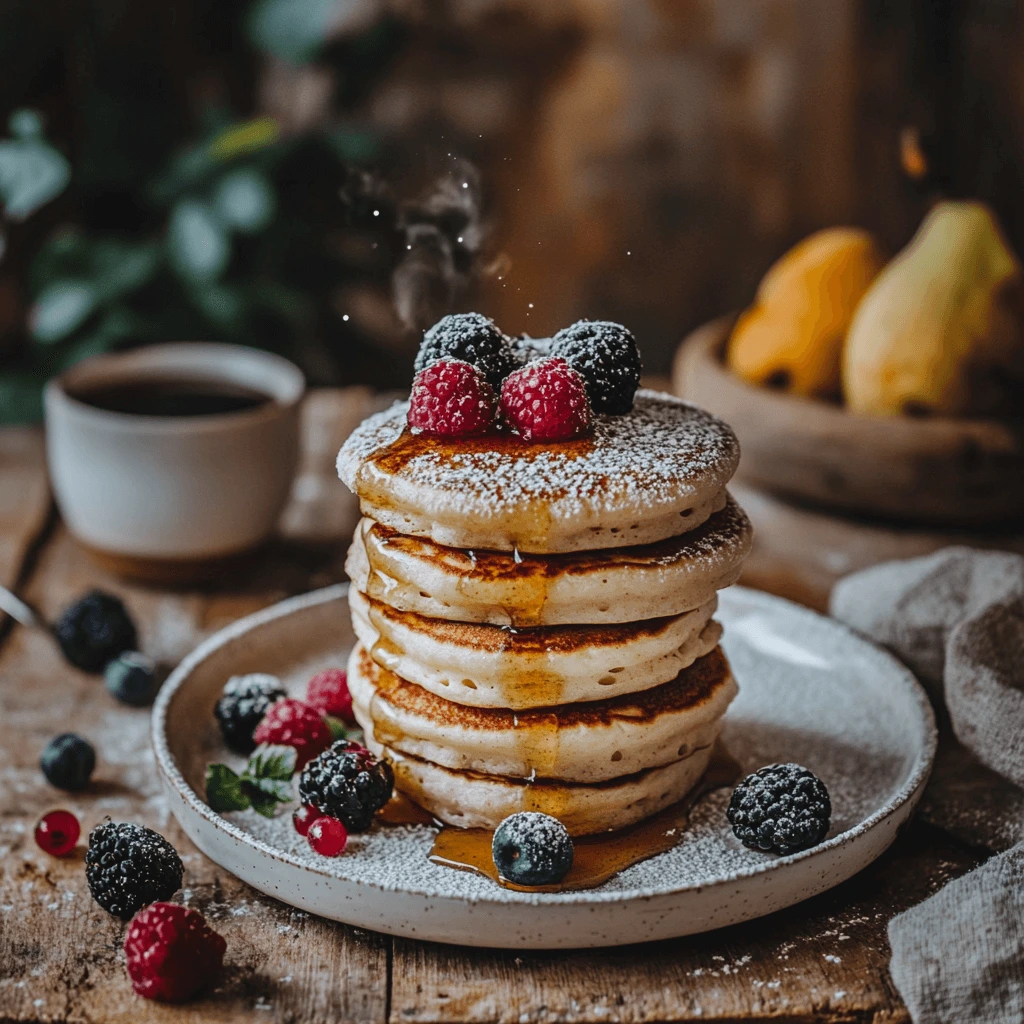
[0,584,46,631]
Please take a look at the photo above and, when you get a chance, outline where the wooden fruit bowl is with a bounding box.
[673,315,1024,527]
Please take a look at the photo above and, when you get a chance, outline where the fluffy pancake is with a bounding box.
[366,732,715,835]
[336,391,740,553]
[349,588,721,708]
[348,644,736,783]
[346,496,752,626]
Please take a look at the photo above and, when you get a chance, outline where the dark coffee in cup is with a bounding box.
[69,377,274,418]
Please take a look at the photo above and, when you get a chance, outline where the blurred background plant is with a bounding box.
[0,0,486,422]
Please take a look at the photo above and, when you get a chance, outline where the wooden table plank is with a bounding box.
[0,396,989,1023]
[391,824,977,1024]
[0,523,388,1024]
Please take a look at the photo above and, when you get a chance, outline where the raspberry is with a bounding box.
[35,810,81,857]
[252,698,331,769]
[307,815,348,857]
[550,320,642,414]
[415,312,517,389]
[499,357,592,441]
[298,740,394,832]
[305,668,355,724]
[408,359,497,436]
[124,902,226,1003]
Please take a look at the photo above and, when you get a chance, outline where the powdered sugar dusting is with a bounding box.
[336,391,739,522]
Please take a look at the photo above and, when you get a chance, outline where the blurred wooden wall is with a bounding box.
[361,0,1024,374]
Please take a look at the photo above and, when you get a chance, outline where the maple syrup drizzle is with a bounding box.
[377,790,436,826]
[375,745,742,892]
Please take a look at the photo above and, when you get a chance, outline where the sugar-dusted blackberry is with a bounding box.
[298,740,394,832]
[492,812,574,886]
[550,320,642,414]
[54,590,137,672]
[85,821,184,919]
[727,763,831,855]
[415,312,517,390]
[214,673,286,754]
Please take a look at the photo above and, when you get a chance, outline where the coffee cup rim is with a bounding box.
[46,342,306,433]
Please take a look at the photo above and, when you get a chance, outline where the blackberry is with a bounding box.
[492,812,574,886]
[550,320,642,414]
[509,334,553,365]
[105,651,159,707]
[298,740,394,832]
[415,313,517,390]
[727,763,831,855]
[214,673,286,754]
[85,821,184,919]
[40,733,95,791]
[54,590,137,672]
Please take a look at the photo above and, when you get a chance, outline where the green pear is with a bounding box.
[843,200,1024,416]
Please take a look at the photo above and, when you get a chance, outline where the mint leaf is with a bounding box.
[247,786,286,819]
[206,764,249,813]
[325,715,347,741]
[247,777,293,803]
[246,744,296,782]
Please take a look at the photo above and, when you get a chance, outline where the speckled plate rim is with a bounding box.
[149,585,937,913]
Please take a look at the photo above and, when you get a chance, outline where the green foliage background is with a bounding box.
[0,0,413,422]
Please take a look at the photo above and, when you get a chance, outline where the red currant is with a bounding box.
[292,804,319,837]
[307,816,348,857]
[35,810,81,857]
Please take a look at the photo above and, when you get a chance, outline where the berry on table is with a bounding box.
[252,698,332,769]
[85,821,184,919]
[407,359,498,437]
[124,902,226,1003]
[415,312,517,390]
[298,740,394,832]
[307,815,348,857]
[105,651,159,706]
[292,804,319,836]
[214,674,287,754]
[305,668,355,723]
[54,590,137,672]
[550,320,642,414]
[727,763,832,855]
[492,812,574,886]
[35,810,81,857]
[40,733,95,791]
[500,357,592,442]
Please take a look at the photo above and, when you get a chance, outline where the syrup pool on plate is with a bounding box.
[378,745,742,892]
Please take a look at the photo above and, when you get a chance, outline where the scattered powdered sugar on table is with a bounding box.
[217,588,929,905]
[336,391,740,519]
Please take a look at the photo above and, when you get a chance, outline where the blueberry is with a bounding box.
[54,590,137,672]
[104,651,159,706]
[40,733,96,791]
[492,811,574,886]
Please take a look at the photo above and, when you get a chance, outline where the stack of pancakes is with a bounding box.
[338,391,751,835]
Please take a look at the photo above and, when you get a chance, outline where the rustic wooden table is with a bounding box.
[0,391,983,1024]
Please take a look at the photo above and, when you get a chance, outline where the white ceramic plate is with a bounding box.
[153,585,936,949]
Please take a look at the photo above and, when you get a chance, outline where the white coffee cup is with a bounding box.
[45,342,305,581]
